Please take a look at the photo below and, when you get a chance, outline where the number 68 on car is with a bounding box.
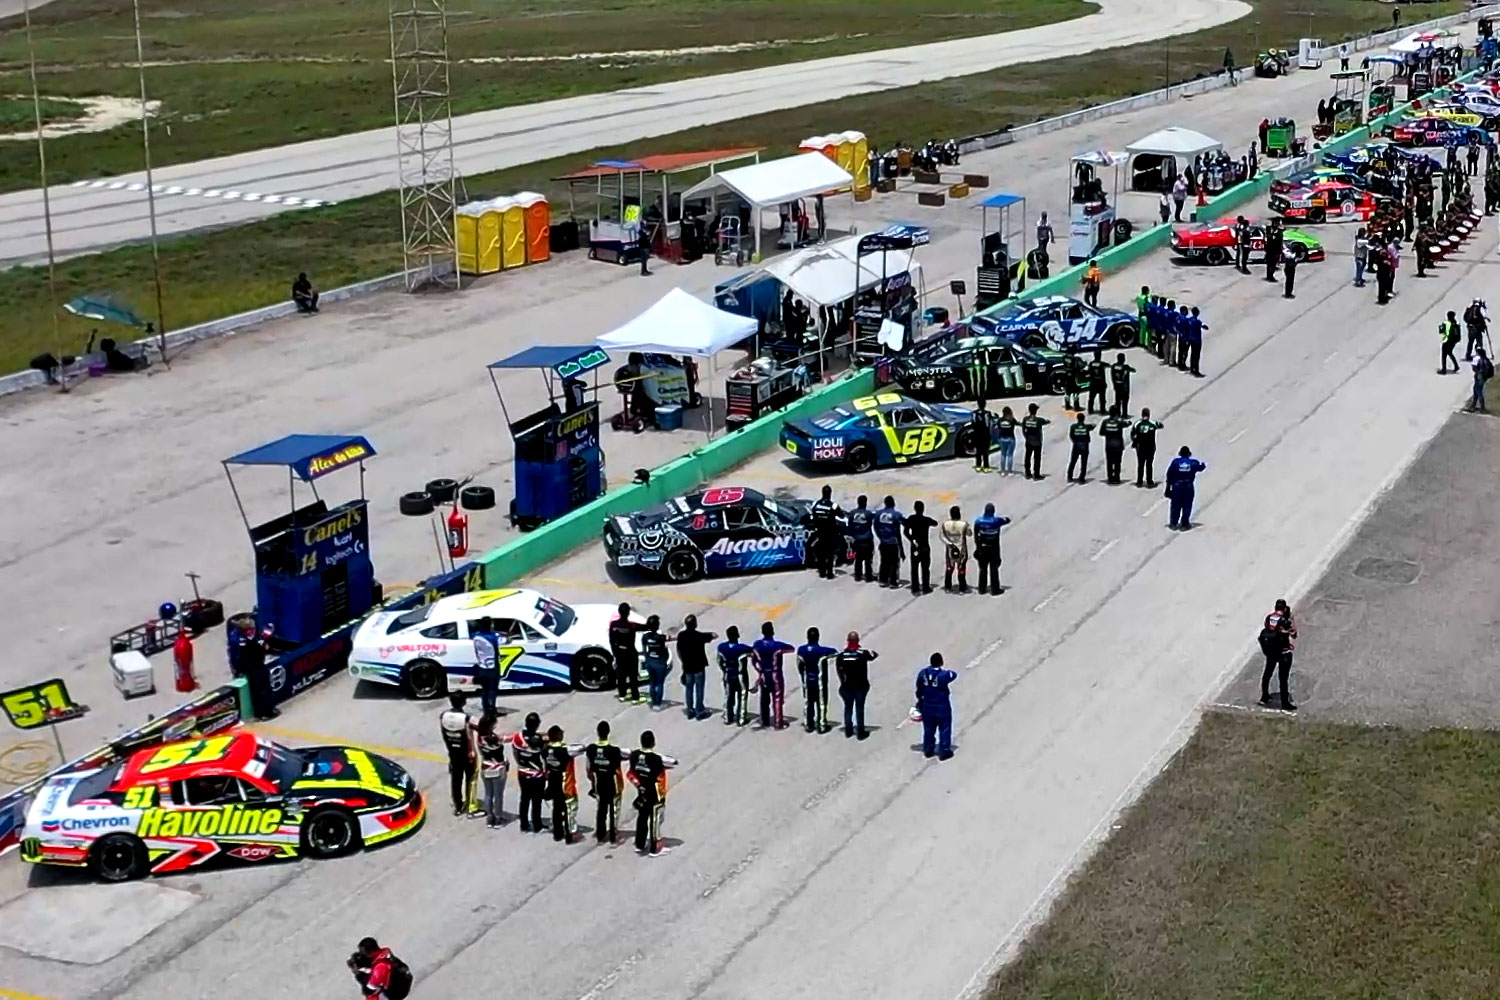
[778,392,997,474]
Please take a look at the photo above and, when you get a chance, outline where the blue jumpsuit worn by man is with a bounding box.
[972,502,1012,595]
[470,617,500,716]
[847,495,876,582]
[915,653,958,760]
[873,496,906,588]
[797,627,838,734]
[752,622,795,730]
[1164,446,1207,530]
[717,627,753,726]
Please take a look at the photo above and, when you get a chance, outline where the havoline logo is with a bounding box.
[707,536,793,557]
[138,805,284,838]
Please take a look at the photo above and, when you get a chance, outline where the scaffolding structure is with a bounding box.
[388,0,460,290]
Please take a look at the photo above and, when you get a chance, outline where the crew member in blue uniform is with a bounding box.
[1164,445,1207,530]
[716,626,753,727]
[796,627,838,733]
[915,652,958,760]
[872,495,906,588]
[808,484,842,579]
[971,502,1011,595]
[846,494,875,582]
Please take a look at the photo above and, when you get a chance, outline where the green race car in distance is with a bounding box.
[1170,218,1325,265]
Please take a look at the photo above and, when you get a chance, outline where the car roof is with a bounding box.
[113,732,265,789]
[678,487,768,509]
[428,588,540,621]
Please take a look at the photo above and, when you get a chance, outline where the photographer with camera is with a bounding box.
[348,937,411,999]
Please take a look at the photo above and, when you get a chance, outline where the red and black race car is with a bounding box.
[1267,180,1381,223]
[1170,218,1325,266]
[1387,116,1488,148]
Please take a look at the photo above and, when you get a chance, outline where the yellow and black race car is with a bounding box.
[20,732,424,881]
[779,391,996,474]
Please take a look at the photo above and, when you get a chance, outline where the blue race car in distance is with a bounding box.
[970,294,1139,351]
[779,391,993,474]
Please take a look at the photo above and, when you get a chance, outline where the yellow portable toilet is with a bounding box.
[455,203,481,275]
[844,130,870,189]
[498,197,527,270]
[834,132,857,181]
[514,191,551,264]
[476,200,503,274]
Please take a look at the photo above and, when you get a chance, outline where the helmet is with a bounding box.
[158,601,178,621]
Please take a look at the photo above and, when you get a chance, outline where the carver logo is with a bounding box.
[706,536,793,557]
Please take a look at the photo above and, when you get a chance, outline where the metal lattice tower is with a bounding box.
[389,0,459,290]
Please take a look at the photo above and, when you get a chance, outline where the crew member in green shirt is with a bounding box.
[1067,412,1096,484]
[1131,408,1165,487]
[1100,405,1131,485]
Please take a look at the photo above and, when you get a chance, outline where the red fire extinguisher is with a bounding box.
[447,505,468,558]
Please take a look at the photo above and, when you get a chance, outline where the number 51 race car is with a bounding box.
[20,732,424,882]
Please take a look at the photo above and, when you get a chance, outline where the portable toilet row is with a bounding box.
[455,193,552,276]
[798,131,869,190]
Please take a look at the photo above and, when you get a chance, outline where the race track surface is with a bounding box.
[0,0,1249,265]
[0,60,1494,1000]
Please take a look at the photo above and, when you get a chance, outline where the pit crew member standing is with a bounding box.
[752,621,795,730]
[641,615,671,709]
[1233,215,1252,273]
[1067,412,1096,484]
[610,602,649,704]
[1100,405,1130,485]
[675,614,716,720]
[797,627,838,733]
[873,496,906,588]
[1086,349,1108,414]
[511,711,547,834]
[916,653,958,760]
[628,730,678,857]
[1110,354,1135,416]
[717,626,753,726]
[1131,409,1165,487]
[847,494,875,582]
[836,632,878,740]
[1187,307,1206,377]
[1165,446,1206,531]
[971,402,993,472]
[585,720,625,844]
[995,405,1018,474]
[972,502,1011,595]
[470,616,499,716]
[543,725,584,843]
[1022,403,1050,479]
[1464,299,1489,361]
[1257,599,1298,712]
[940,505,971,593]
[439,692,476,817]
[904,499,937,595]
[476,710,509,828]
[809,484,843,579]
[1440,311,1463,374]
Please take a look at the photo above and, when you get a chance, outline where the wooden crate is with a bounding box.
[917,191,947,208]
[948,182,971,199]
[964,173,990,188]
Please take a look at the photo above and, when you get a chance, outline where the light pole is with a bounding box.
[131,0,169,363]
[22,0,64,391]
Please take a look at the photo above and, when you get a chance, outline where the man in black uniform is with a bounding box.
[1086,349,1108,415]
[609,603,648,703]
[846,494,875,582]
[1281,243,1298,299]
[627,730,677,857]
[1263,219,1283,282]
[1021,402,1050,479]
[1110,353,1135,416]
[835,631,878,740]
[1100,404,1130,485]
[808,484,842,579]
[1067,412,1096,483]
[1232,215,1252,273]
[585,720,625,844]
[1131,408,1165,487]
[903,499,937,594]
[972,502,1009,595]
[970,402,992,472]
[439,691,475,817]
[510,711,546,833]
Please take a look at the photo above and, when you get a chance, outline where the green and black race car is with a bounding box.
[779,391,996,474]
[887,332,1072,403]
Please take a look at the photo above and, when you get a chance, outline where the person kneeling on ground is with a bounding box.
[292,272,320,314]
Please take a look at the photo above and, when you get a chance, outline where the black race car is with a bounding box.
[603,486,846,583]
[888,333,1072,403]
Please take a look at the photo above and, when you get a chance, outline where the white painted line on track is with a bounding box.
[1031,586,1064,612]
[1324,351,1339,365]
[1260,400,1277,414]
[1228,428,1248,444]
[1142,497,1166,517]
[1089,538,1119,562]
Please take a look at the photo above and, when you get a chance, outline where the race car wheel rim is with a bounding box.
[306,810,358,857]
[93,834,144,881]
[1112,325,1134,349]
[1205,247,1229,266]
[940,378,966,402]
[847,444,875,474]
[405,660,443,699]
[574,650,613,692]
[957,426,978,456]
[1308,208,1325,224]
[664,549,702,583]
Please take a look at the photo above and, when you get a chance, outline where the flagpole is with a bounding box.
[131,0,168,364]
[22,0,65,392]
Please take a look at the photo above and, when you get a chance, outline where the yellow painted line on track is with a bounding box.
[0,987,61,1000]
[251,725,447,764]
[532,576,785,616]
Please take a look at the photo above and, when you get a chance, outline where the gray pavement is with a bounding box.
[0,60,1495,1000]
[0,0,1250,265]
[1222,408,1500,728]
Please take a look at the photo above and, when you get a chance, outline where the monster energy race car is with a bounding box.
[888,332,1071,403]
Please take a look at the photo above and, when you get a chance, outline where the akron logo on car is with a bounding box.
[138,805,285,838]
[707,536,794,556]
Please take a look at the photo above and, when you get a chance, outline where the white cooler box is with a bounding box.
[111,650,156,697]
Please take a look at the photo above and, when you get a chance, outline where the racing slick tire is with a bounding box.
[90,832,149,882]
[1204,247,1230,266]
[663,547,705,583]
[1113,218,1133,243]
[402,659,445,700]
[1109,323,1136,349]
[1308,207,1327,224]
[572,648,614,692]
[1018,331,1047,350]
[302,807,362,859]
[1047,369,1070,395]
[460,485,495,511]
[845,442,876,474]
[939,377,968,403]
[181,598,225,634]
[956,425,980,456]
[399,491,434,517]
[424,478,459,504]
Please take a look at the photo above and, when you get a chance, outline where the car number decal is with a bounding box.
[851,392,902,411]
[882,425,947,460]
[699,487,745,506]
[496,646,525,678]
[139,735,236,774]
[123,785,157,808]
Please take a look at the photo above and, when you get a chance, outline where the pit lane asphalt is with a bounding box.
[0,59,1494,999]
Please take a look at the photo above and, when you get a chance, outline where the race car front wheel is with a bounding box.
[663,547,704,583]
[573,649,614,691]
[402,659,445,700]
[845,443,876,474]
[956,425,979,456]
[91,833,148,882]
[1204,247,1230,266]
[1308,207,1327,224]
[303,808,362,858]
[1110,324,1135,350]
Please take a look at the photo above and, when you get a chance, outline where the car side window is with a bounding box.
[237,778,270,802]
[182,775,240,806]
[420,622,458,640]
[725,506,765,530]
[891,407,921,427]
[1061,305,1084,320]
[479,617,537,643]
[682,510,722,532]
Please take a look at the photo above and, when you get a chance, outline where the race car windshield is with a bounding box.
[809,411,850,431]
[388,604,434,632]
[628,504,673,527]
[265,744,307,792]
[69,764,123,805]
[535,597,576,636]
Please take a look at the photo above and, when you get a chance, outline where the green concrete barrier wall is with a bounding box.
[476,369,876,586]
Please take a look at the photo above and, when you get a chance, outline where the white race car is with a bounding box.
[348,588,641,698]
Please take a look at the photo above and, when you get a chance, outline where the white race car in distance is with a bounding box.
[349,588,641,698]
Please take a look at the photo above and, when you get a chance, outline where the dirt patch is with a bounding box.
[0,95,158,142]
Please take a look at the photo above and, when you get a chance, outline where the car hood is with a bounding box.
[1284,228,1321,246]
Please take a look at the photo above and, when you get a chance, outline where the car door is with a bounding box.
[470,616,545,689]
[985,345,1026,394]
[714,505,783,572]
[1249,225,1267,261]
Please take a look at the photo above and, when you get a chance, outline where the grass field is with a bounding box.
[0,0,1089,189]
[0,0,1466,375]
[0,93,83,133]
[987,710,1500,1000]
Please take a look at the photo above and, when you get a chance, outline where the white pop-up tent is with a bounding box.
[596,287,758,435]
[679,152,854,259]
[761,234,923,309]
[1125,127,1223,191]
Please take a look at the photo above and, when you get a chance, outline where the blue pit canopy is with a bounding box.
[224,434,376,482]
[978,192,1024,209]
[488,345,611,380]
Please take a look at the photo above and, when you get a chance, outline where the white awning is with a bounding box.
[760,235,920,309]
[680,152,853,209]
[596,288,756,358]
[1125,127,1223,161]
